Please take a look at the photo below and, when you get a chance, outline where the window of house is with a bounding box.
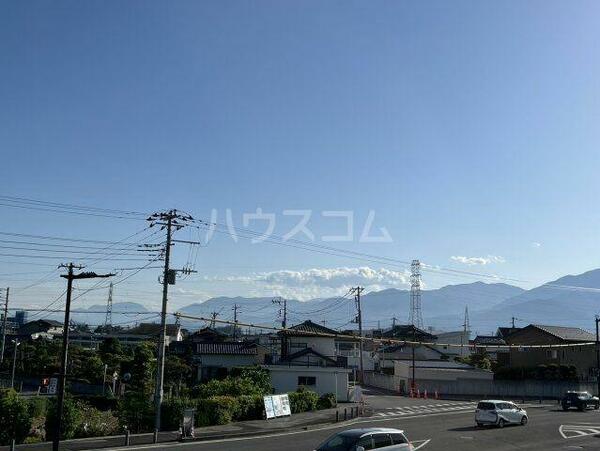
[298,376,316,386]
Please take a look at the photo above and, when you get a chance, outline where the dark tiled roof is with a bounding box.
[284,320,338,336]
[497,327,521,338]
[381,325,436,340]
[533,325,595,342]
[123,323,180,336]
[474,335,506,345]
[195,342,258,355]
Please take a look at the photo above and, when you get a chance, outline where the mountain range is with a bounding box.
[60,268,600,336]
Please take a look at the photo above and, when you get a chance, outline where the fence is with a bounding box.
[363,372,597,399]
[363,372,405,393]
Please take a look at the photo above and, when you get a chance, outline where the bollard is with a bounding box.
[336,410,339,422]
[9,439,15,451]
[153,429,158,444]
[344,408,347,421]
[125,429,130,446]
[356,406,359,417]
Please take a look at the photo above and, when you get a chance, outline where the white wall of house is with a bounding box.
[288,336,335,356]
[265,365,351,401]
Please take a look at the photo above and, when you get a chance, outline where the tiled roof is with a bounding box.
[497,327,521,338]
[533,325,595,342]
[381,325,436,340]
[474,335,506,345]
[195,342,258,355]
[285,320,338,336]
[123,323,180,336]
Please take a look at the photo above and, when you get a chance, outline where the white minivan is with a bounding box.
[475,400,528,428]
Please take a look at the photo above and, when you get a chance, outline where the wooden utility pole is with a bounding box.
[147,210,196,441]
[232,304,240,340]
[53,264,113,451]
[272,297,287,357]
[352,287,365,384]
[596,316,600,397]
[0,287,9,365]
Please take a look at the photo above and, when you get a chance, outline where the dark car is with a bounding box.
[561,391,600,411]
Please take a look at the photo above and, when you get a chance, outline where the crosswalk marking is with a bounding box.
[374,402,475,418]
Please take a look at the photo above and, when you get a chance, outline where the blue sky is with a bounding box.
[1,1,599,317]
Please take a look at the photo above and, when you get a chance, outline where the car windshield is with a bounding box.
[317,433,358,451]
[477,402,496,410]
[579,392,592,399]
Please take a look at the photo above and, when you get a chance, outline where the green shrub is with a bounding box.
[0,389,32,445]
[161,397,195,430]
[288,388,319,413]
[28,396,48,418]
[78,395,118,411]
[230,367,272,394]
[75,405,120,438]
[195,396,239,426]
[317,393,336,410]
[235,395,265,421]
[117,391,154,433]
[45,396,84,441]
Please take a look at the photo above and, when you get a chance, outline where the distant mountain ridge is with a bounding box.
[37,268,600,336]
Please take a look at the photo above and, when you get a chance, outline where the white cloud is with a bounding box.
[450,255,506,266]
[531,242,542,248]
[203,266,411,300]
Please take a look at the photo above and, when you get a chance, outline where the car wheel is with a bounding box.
[562,405,569,411]
[578,405,585,412]
[498,419,505,428]
[520,416,528,426]
[595,404,599,410]
[476,422,483,428]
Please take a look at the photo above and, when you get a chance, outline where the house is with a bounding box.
[266,320,351,401]
[18,319,63,340]
[193,341,268,382]
[504,324,596,380]
[473,335,508,364]
[378,324,436,341]
[118,322,183,346]
[335,331,375,375]
[431,330,472,358]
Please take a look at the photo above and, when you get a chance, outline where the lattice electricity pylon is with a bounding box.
[408,259,423,329]
[104,282,113,327]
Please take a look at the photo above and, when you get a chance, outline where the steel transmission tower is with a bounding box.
[104,282,113,327]
[408,259,423,329]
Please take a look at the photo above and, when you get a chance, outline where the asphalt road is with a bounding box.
[103,402,600,451]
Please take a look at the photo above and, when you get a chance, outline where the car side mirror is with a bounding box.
[356,447,365,451]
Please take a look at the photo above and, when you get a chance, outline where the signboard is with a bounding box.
[264,394,291,419]
[47,377,58,395]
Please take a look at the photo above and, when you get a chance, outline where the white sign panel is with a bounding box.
[264,396,276,419]
[47,377,58,395]
[264,394,291,419]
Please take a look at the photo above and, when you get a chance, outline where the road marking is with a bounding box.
[375,403,475,418]
[559,424,600,439]
[412,439,431,450]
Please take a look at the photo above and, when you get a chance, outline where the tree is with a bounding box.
[0,389,31,445]
[164,355,192,397]
[45,396,84,441]
[99,337,123,362]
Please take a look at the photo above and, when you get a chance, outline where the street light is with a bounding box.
[11,338,20,389]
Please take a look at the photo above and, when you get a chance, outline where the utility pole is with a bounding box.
[209,311,219,328]
[10,338,19,389]
[352,287,365,384]
[512,316,516,329]
[232,304,240,340]
[0,287,9,365]
[147,209,194,441]
[272,297,287,357]
[596,315,600,394]
[53,264,113,451]
[462,306,470,357]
